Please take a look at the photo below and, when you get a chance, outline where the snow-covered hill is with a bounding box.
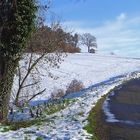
[2,53,140,140]
[41,53,140,99]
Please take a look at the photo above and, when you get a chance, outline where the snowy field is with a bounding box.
[1,53,140,140]
[40,53,140,99]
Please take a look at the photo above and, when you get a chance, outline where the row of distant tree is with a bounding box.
[26,26,97,53]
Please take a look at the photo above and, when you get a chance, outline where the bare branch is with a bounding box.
[28,88,46,102]
[21,81,39,89]
[17,64,21,87]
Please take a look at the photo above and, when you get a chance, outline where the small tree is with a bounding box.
[81,33,97,53]
[66,79,84,94]
[11,21,81,107]
[12,24,67,107]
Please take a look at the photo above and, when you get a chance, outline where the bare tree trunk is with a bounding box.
[0,56,18,122]
[88,46,90,53]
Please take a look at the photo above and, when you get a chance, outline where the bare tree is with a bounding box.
[81,33,97,53]
[11,24,67,107]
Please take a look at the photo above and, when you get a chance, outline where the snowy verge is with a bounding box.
[1,71,140,140]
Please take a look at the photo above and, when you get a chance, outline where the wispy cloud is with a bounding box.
[62,13,140,57]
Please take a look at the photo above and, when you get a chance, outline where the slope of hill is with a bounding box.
[40,53,140,99]
[2,53,140,140]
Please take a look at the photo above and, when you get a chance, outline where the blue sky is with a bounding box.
[48,0,140,57]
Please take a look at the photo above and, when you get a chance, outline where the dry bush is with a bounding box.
[66,79,84,94]
[60,44,81,53]
[66,45,81,53]
[51,89,65,100]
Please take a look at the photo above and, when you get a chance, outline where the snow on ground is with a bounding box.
[2,53,140,140]
[41,53,140,99]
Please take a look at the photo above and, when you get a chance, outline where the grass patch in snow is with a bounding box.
[1,119,44,131]
[83,95,106,140]
[0,99,76,131]
[35,137,43,140]
[44,99,76,115]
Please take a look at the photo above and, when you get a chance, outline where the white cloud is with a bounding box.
[117,13,127,21]
[62,13,140,57]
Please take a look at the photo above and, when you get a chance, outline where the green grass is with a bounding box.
[0,99,76,131]
[1,127,11,132]
[83,95,106,140]
[24,136,30,140]
[44,99,76,115]
[2,119,45,131]
[35,137,43,140]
